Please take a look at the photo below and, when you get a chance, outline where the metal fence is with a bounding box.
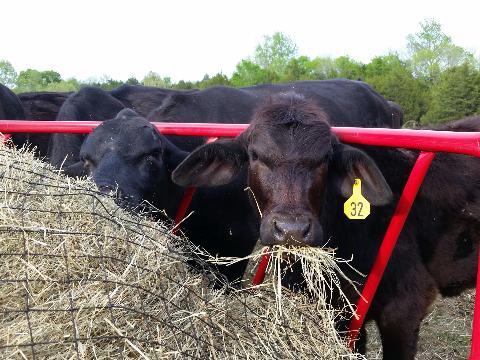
[0,120,479,359]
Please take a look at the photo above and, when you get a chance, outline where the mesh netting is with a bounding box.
[0,143,362,359]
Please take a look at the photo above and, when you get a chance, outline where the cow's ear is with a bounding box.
[63,161,87,178]
[172,139,247,187]
[330,143,392,206]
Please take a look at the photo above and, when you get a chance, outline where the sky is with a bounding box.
[1,0,479,83]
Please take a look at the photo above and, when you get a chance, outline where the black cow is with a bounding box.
[148,79,399,128]
[79,108,258,284]
[387,100,404,128]
[172,94,479,359]
[50,79,400,171]
[52,80,402,285]
[49,85,196,169]
[49,87,126,170]
[0,84,25,121]
[12,91,71,158]
[110,84,197,117]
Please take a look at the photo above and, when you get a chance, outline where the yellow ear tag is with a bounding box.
[344,178,370,220]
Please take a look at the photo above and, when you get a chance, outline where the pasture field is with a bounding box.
[366,290,474,359]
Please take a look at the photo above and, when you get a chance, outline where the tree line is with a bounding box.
[1,19,479,126]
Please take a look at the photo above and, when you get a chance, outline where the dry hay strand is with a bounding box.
[210,244,363,338]
[0,143,364,359]
[263,246,361,318]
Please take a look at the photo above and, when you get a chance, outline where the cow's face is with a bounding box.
[67,109,186,209]
[173,94,392,247]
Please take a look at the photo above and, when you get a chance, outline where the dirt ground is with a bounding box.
[365,290,475,359]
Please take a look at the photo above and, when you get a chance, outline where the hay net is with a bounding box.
[0,143,363,359]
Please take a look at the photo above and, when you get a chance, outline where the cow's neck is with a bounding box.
[148,179,186,221]
[324,146,418,274]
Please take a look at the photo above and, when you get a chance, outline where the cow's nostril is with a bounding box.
[302,221,311,239]
[272,218,285,242]
[269,215,314,245]
[273,219,283,233]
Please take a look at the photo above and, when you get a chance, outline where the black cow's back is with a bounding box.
[150,79,398,128]
[245,80,396,128]
[49,87,125,168]
[0,84,24,120]
[14,91,71,158]
[110,84,196,117]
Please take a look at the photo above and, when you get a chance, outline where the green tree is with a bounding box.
[421,62,480,124]
[86,76,123,90]
[126,77,140,85]
[15,69,62,92]
[16,69,44,92]
[230,60,277,87]
[173,80,196,90]
[309,57,339,79]
[40,70,61,85]
[101,79,124,90]
[142,71,172,88]
[0,60,17,88]
[281,56,319,81]
[407,19,476,83]
[197,73,231,89]
[304,56,365,80]
[42,78,81,92]
[334,56,365,80]
[254,32,298,75]
[365,54,428,125]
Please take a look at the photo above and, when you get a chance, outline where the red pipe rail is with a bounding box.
[0,120,479,358]
[171,137,217,234]
[2,120,480,157]
[347,151,436,346]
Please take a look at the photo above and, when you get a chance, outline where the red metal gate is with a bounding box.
[1,120,479,359]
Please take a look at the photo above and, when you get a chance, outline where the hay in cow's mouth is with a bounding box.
[0,143,365,359]
[269,246,362,317]
[207,244,362,319]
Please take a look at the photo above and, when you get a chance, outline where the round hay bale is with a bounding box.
[0,144,363,359]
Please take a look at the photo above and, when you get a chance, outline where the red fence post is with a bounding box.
[252,248,271,286]
[172,187,197,235]
[470,248,480,360]
[348,151,436,348]
[171,137,218,234]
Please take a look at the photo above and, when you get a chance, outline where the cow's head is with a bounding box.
[173,94,392,247]
[66,109,187,209]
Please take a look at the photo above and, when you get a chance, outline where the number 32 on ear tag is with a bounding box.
[344,178,370,220]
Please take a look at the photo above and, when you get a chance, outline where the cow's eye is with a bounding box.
[149,149,162,158]
[249,150,258,161]
[83,159,95,172]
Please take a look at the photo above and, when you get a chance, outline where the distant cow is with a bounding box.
[50,79,399,170]
[12,91,71,158]
[0,84,24,121]
[49,85,195,169]
[78,108,258,284]
[387,100,404,128]
[172,94,479,359]
[148,79,400,128]
[110,84,197,117]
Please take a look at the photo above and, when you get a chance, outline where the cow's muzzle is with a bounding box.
[260,213,322,247]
